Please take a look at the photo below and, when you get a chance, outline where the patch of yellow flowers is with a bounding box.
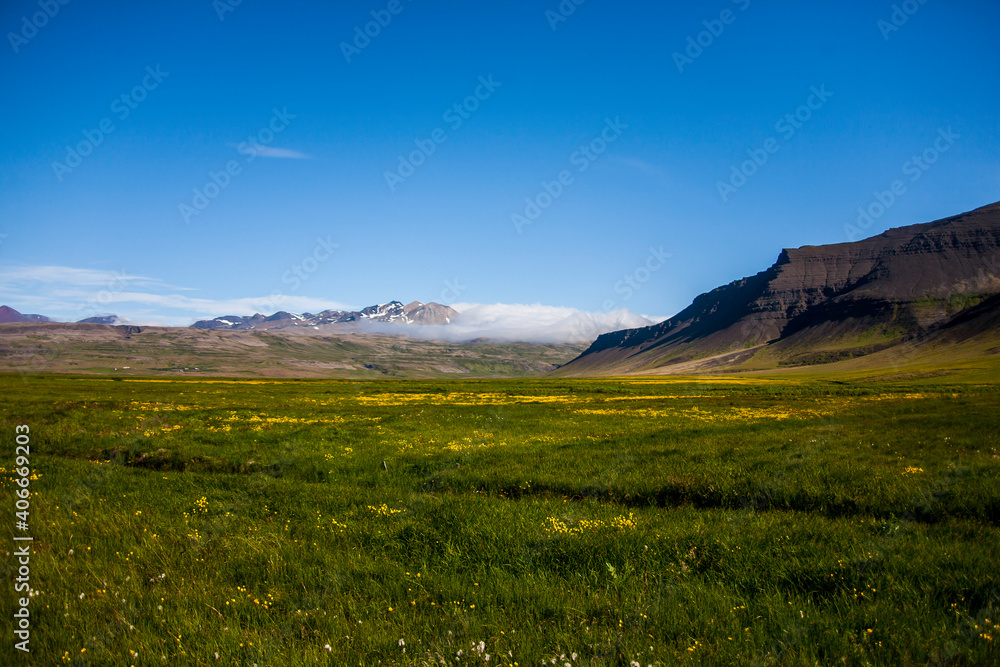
[575,406,827,422]
[143,424,183,437]
[128,400,193,411]
[544,512,636,536]
[368,504,404,517]
[353,392,581,406]
[443,430,510,452]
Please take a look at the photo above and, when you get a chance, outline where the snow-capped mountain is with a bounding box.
[191,301,457,330]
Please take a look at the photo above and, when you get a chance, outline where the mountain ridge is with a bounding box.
[557,201,1000,376]
[191,300,457,330]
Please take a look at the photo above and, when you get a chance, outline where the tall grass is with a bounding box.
[1,374,998,665]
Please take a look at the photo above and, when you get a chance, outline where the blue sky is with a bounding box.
[1,0,998,334]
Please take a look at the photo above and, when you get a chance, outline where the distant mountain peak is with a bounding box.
[78,315,119,325]
[404,301,456,325]
[0,305,52,323]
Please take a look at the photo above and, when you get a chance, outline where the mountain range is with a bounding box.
[0,301,458,330]
[558,201,1000,376]
[191,300,457,331]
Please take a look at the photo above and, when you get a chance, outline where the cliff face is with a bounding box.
[561,202,1000,375]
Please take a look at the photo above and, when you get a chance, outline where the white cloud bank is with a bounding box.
[356,303,661,345]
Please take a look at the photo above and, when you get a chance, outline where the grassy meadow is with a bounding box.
[1,372,998,665]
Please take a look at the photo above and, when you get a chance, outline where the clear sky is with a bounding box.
[1,0,998,332]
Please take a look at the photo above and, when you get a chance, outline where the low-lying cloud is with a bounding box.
[356,303,660,344]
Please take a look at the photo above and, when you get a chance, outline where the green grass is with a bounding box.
[1,374,998,665]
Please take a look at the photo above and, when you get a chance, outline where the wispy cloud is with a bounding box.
[0,264,351,325]
[0,265,188,290]
[225,143,310,159]
[251,146,310,159]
